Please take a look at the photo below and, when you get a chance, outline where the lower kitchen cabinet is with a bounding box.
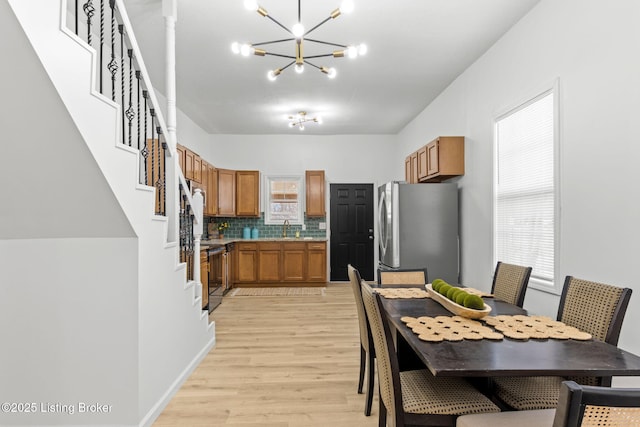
[236,242,258,283]
[283,242,306,282]
[306,241,327,282]
[258,242,282,282]
[236,240,327,285]
[200,250,209,309]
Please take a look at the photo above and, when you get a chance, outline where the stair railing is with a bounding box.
[67,0,203,298]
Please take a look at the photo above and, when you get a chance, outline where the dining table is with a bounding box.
[377,285,640,379]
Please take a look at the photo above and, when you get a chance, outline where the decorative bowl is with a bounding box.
[425,284,492,319]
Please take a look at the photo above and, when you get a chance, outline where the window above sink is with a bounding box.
[264,175,304,225]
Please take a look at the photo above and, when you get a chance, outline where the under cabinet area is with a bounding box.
[405,136,464,183]
[235,240,327,286]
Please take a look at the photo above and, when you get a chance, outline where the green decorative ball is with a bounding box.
[455,291,470,305]
[446,287,460,300]
[439,284,452,296]
[463,294,485,310]
[431,279,445,291]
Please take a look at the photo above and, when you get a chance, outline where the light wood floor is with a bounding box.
[154,283,379,427]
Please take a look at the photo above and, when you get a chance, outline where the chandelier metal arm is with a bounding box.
[303,60,321,70]
[266,15,293,35]
[280,61,296,71]
[304,53,335,59]
[304,17,332,38]
[252,38,296,47]
[304,38,348,49]
[264,52,296,60]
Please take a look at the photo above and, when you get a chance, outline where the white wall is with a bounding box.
[397,0,640,385]
[203,134,397,185]
[0,238,139,426]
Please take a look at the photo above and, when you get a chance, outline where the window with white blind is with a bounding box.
[264,175,304,224]
[495,89,557,291]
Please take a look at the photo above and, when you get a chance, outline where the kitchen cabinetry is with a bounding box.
[306,241,327,282]
[200,250,209,309]
[236,240,327,285]
[201,161,218,216]
[236,170,260,217]
[404,136,464,183]
[217,168,236,216]
[235,242,258,283]
[258,242,282,282]
[283,242,306,282]
[305,170,325,217]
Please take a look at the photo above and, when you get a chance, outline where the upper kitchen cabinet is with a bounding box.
[305,170,325,217]
[406,136,465,183]
[201,161,218,216]
[217,168,236,216]
[177,144,202,183]
[236,170,260,217]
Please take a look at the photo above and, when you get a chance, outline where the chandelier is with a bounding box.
[287,111,322,130]
[231,0,367,80]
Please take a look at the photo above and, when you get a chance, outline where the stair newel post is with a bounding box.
[192,188,204,300]
[163,0,179,244]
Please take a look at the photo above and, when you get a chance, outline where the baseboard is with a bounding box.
[138,335,216,427]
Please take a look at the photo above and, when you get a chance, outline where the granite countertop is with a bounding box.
[200,237,327,247]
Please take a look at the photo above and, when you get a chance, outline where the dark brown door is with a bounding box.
[330,184,375,281]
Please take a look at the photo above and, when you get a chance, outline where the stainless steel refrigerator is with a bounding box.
[378,182,459,283]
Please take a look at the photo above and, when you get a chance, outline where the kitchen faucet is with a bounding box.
[282,219,290,238]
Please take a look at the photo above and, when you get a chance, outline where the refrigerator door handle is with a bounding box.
[378,191,387,258]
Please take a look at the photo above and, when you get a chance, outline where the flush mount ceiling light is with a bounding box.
[231,0,367,81]
[287,111,322,131]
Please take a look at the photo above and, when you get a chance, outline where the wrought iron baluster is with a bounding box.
[83,0,94,45]
[108,0,117,102]
[155,126,164,215]
[75,0,79,36]
[142,90,148,185]
[136,71,141,150]
[99,0,104,94]
[125,49,135,147]
[119,25,125,145]
[150,108,156,194]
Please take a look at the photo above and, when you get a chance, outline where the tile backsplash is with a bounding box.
[204,214,327,239]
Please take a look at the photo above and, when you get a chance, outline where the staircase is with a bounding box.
[1,0,214,426]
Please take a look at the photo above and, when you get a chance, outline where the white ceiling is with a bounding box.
[123,0,540,135]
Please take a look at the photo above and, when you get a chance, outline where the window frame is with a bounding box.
[263,174,305,225]
[493,80,561,295]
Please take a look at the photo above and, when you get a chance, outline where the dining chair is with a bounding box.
[491,276,632,411]
[377,267,428,285]
[457,380,640,427]
[360,281,500,427]
[490,261,532,308]
[347,264,375,416]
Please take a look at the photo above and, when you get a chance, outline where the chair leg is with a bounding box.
[358,345,365,394]
[379,396,387,427]
[365,350,375,416]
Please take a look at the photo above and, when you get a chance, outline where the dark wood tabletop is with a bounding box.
[379,294,640,378]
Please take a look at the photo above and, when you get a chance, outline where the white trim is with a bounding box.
[263,174,305,225]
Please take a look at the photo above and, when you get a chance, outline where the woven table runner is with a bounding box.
[377,288,430,299]
[400,314,593,342]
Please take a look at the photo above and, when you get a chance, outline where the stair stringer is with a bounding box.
[7,1,215,426]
